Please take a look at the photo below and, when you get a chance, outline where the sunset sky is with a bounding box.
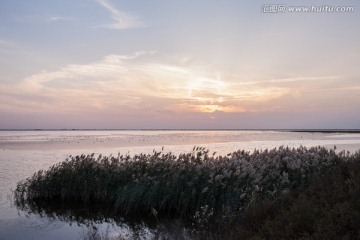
[0,0,359,129]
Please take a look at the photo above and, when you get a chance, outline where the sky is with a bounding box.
[0,0,359,129]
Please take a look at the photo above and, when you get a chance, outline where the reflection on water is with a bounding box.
[1,130,360,239]
[77,219,191,240]
[14,197,191,240]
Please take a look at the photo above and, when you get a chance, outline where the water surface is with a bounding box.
[1,130,360,239]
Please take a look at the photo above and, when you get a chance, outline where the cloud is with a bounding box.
[95,0,143,30]
[0,38,17,47]
[240,76,340,85]
[0,52,357,119]
[0,39,8,45]
[49,16,75,21]
[0,38,20,55]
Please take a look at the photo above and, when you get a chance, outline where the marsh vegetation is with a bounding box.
[14,146,360,239]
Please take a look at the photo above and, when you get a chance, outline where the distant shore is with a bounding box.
[289,129,360,133]
[1,128,360,133]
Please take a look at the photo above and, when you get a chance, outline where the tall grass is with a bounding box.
[210,150,360,239]
[15,146,349,220]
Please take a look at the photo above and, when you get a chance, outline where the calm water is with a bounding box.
[1,130,360,239]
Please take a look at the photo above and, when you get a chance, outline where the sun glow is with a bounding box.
[196,104,239,113]
[1,51,350,120]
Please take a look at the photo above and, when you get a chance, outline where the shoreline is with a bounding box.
[0,129,360,133]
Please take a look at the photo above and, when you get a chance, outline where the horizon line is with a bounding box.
[0,128,360,133]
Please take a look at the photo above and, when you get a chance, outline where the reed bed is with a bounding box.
[15,146,351,219]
